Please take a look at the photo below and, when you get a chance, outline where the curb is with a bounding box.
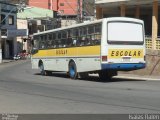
[90,74,160,81]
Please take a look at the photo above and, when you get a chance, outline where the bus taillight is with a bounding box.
[144,55,146,61]
[102,56,108,61]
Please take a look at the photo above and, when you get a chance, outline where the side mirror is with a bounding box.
[31,47,38,54]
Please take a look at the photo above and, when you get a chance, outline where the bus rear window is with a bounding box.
[107,21,144,44]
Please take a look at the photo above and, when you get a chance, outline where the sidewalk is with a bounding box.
[116,73,160,81]
[91,73,160,81]
[0,59,15,64]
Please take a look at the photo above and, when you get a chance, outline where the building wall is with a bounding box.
[2,0,29,4]
[58,0,78,15]
[61,19,77,27]
[52,0,58,11]
[28,0,78,15]
[29,0,50,10]
[0,2,17,59]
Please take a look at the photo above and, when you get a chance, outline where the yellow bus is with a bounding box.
[31,17,146,80]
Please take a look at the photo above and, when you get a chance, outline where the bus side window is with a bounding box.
[80,36,85,46]
[61,31,67,47]
[57,32,62,48]
[33,36,39,49]
[87,25,95,45]
[79,27,87,46]
[67,30,73,47]
[77,28,82,46]
[94,24,101,45]
[44,35,47,48]
[39,35,45,49]
[47,33,52,48]
[52,33,56,48]
[72,28,78,46]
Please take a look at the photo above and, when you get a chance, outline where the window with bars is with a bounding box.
[8,15,14,25]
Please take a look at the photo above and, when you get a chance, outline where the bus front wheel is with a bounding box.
[69,61,77,79]
[39,63,45,76]
[39,63,52,76]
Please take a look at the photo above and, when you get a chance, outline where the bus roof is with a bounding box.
[33,17,143,36]
[33,19,103,36]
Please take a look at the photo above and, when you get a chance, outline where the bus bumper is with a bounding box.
[101,63,146,71]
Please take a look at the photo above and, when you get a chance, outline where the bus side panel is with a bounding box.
[76,46,101,72]
[42,58,56,71]
[77,57,101,72]
[56,47,78,72]
[42,49,67,72]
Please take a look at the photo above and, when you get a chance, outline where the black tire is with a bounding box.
[39,63,52,76]
[79,72,89,79]
[45,71,52,76]
[69,61,78,79]
[39,63,45,76]
[98,70,112,81]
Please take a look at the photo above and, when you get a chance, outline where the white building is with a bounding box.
[16,19,28,54]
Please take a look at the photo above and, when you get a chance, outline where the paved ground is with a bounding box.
[1,59,159,81]
[0,60,160,114]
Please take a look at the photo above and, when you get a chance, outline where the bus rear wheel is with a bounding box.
[69,61,78,79]
[45,71,52,76]
[98,70,113,81]
[79,72,89,79]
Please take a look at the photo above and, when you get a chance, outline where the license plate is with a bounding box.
[122,57,131,62]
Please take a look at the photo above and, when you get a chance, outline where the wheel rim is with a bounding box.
[69,65,75,78]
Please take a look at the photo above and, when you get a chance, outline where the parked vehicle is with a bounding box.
[13,54,21,60]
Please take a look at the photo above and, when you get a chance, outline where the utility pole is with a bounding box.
[77,0,82,23]
[0,2,2,63]
[82,0,84,22]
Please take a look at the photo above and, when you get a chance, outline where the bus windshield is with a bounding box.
[107,21,144,44]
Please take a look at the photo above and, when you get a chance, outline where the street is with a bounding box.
[0,60,160,113]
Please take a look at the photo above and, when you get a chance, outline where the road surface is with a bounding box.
[0,60,160,113]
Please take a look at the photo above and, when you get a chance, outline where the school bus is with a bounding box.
[31,17,146,80]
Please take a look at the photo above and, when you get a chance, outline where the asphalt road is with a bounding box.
[0,60,160,114]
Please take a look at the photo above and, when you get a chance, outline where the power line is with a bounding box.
[77,0,82,23]
[83,0,94,16]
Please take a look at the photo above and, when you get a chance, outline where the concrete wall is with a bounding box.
[121,49,160,76]
[61,19,77,27]
[29,0,50,9]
